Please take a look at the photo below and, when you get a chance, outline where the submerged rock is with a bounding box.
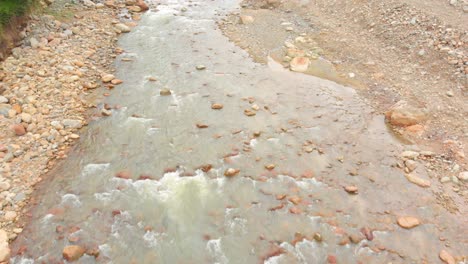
[397,216,420,229]
[63,245,86,262]
[290,57,310,72]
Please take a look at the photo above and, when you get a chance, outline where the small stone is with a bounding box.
[265,164,275,170]
[0,96,8,104]
[101,109,112,116]
[289,206,302,214]
[439,249,455,264]
[446,91,454,97]
[240,15,254,24]
[290,57,310,72]
[160,89,172,96]
[148,77,157,81]
[196,65,206,70]
[458,171,468,181]
[224,168,240,177]
[405,160,417,172]
[287,195,301,205]
[62,119,82,129]
[253,131,261,137]
[101,74,115,83]
[313,233,323,242]
[440,177,451,183]
[211,103,223,110]
[244,109,256,116]
[63,245,86,262]
[12,124,26,136]
[196,123,208,128]
[405,173,431,188]
[397,216,420,229]
[111,79,123,85]
[115,23,131,33]
[3,211,17,221]
[344,186,358,194]
[21,113,32,123]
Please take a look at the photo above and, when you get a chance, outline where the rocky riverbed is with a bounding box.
[0,0,149,261]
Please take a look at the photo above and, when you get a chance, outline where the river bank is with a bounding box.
[0,0,149,262]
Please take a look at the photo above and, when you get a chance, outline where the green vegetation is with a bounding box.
[0,0,34,26]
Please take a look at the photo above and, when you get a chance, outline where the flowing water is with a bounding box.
[11,0,467,263]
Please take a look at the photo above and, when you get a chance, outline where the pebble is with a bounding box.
[344,185,358,194]
[62,119,82,129]
[440,176,451,183]
[405,173,431,187]
[397,216,420,229]
[439,249,455,264]
[211,103,223,110]
[401,151,419,160]
[3,211,17,221]
[0,96,8,104]
[12,124,26,136]
[160,89,172,96]
[265,164,275,170]
[115,23,131,33]
[63,245,86,262]
[244,109,256,116]
[458,171,468,181]
[224,168,240,177]
[196,65,206,70]
[101,74,115,83]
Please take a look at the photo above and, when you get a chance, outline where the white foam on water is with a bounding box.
[60,193,81,207]
[250,138,258,147]
[41,214,54,224]
[98,243,112,259]
[143,231,159,248]
[80,163,110,178]
[12,257,34,264]
[206,238,228,264]
[146,127,160,135]
[267,138,280,144]
[264,255,283,264]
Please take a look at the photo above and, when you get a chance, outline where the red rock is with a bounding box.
[360,227,374,241]
[12,124,26,136]
[62,245,85,262]
[327,255,337,264]
[115,171,131,179]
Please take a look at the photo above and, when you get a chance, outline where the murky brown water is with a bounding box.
[11,1,467,263]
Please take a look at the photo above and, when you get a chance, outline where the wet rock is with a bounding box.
[101,74,115,83]
[439,249,455,264]
[313,233,323,242]
[397,216,420,229]
[344,185,358,194]
[101,109,112,116]
[385,100,427,127]
[62,245,86,262]
[244,109,256,116]
[196,65,206,70]
[211,103,223,110]
[136,0,149,11]
[360,227,374,241]
[111,79,123,85]
[405,173,431,188]
[240,15,254,24]
[160,88,172,96]
[115,23,131,33]
[196,123,208,128]
[287,195,301,205]
[265,164,275,170]
[115,171,131,179]
[224,168,240,177]
[290,57,310,72]
[349,234,364,244]
[62,119,83,129]
[12,124,26,136]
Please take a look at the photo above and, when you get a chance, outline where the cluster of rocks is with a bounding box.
[0,0,148,261]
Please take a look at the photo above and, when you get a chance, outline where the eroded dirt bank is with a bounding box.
[0,0,148,261]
